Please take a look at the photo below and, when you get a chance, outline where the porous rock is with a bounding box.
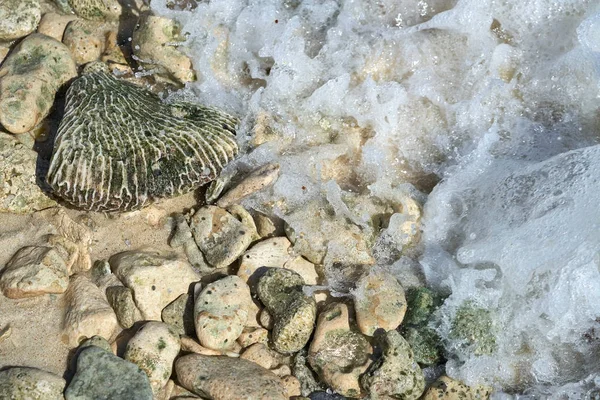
[0,34,77,134]
[67,0,122,21]
[110,251,201,320]
[0,246,68,298]
[0,366,65,400]
[0,0,41,41]
[421,376,492,400]
[47,63,238,212]
[216,163,280,208]
[106,285,143,329]
[63,19,117,65]
[162,292,195,336]
[175,354,287,400]
[37,12,78,41]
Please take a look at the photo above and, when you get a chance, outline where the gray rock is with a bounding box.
[360,330,425,400]
[0,246,68,299]
[257,268,316,353]
[66,346,153,400]
[106,286,143,329]
[0,0,41,41]
[0,133,57,213]
[175,354,287,400]
[292,351,323,397]
[403,326,442,366]
[0,34,77,134]
[162,292,195,337]
[0,367,65,400]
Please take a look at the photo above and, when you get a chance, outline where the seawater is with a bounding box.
[152,0,600,396]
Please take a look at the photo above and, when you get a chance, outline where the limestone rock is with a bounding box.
[106,285,143,329]
[132,13,195,84]
[0,133,56,213]
[403,326,442,365]
[216,163,280,208]
[257,268,316,353]
[0,0,41,41]
[175,354,287,400]
[0,246,68,298]
[0,34,77,134]
[162,292,195,336]
[109,251,201,321]
[0,367,65,400]
[65,346,153,400]
[189,205,257,269]
[421,376,492,400]
[67,0,122,21]
[37,12,78,41]
[281,375,301,397]
[360,330,425,400]
[353,270,407,336]
[47,234,91,275]
[194,275,258,351]
[124,322,181,395]
[63,274,119,347]
[46,64,238,212]
[237,326,269,348]
[240,343,279,370]
[308,302,372,398]
[63,19,117,65]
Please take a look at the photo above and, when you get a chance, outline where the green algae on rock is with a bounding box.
[47,63,239,212]
[450,301,498,356]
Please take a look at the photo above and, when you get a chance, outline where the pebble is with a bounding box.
[404,286,440,326]
[63,19,117,65]
[180,335,238,357]
[240,343,279,370]
[216,164,280,208]
[37,12,78,41]
[0,0,41,41]
[0,34,77,134]
[68,0,122,20]
[131,13,195,84]
[110,251,201,321]
[106,285,143,329]
[237,237,318,289]
[63,274,119,347]
[254,212,284,238]
[360,330,425,400]
[39,207,93,247]
[403,326,442,365]
[292,351,323,396]
[353,271,407,336]
[0,366,65,399]
[47,234,91,275]
[65,345,153,400]
[189,205,258,269]
[237,326,269,348]
[281,375,302,397]
[175,354,288,400]
[194,275,259,350]
[0,246,68,298]
[308,302,372,398]
[0,133,57,213]
[257,268,316,353]
[124,322,181,395]
[162,292,195,336]
[421,376,492,400]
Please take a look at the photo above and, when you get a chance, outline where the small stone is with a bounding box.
[0,34,77,134]
[353,271,408,336]
[237,237,318,290]
[65,346,153,400]
[180,335,237,357]
[237,326,269,348]
[63,19,117,65]
[0,133,57,213]
[403,326,442,365]
[281,375,301,397]
[175,354,287,400]
[0,324,12,343]
[292,351,323,396]
[47,234,91,275]
[0,367,65,399]
[162,292,195,336]
[240,343,279,370]
[37,12,78,41]
[194,275,258,351]
[0,0,41,41]
[360,330,425,400]
[110,251,201,321]
[38,207,93,247]
[216,164,280,208]
[270,364,291,377]
[450,301,498,356]
[190,205,257,269]
[257,268,316,353]
[0,246,68,298]
[132,12,195,84]
[78,335,113,353]
[68,0,122,20]
[421,376,492,400]
[254,212,284,238]
[404,287,440,326]
[106,286,144,329]
[125,322,181,395]
[259,308,273,330]
[308,302,372,398]
[63,274,119,347]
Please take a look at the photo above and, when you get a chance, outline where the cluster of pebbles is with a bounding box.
[0,0,495,399]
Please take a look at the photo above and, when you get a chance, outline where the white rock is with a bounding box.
[0,367,65,399]
[0,246,68,298]
[63,274,119,347]
[216,164,280,208]
[125,322,181,395]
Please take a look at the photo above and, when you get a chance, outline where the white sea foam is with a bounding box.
[152,0,600,394]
